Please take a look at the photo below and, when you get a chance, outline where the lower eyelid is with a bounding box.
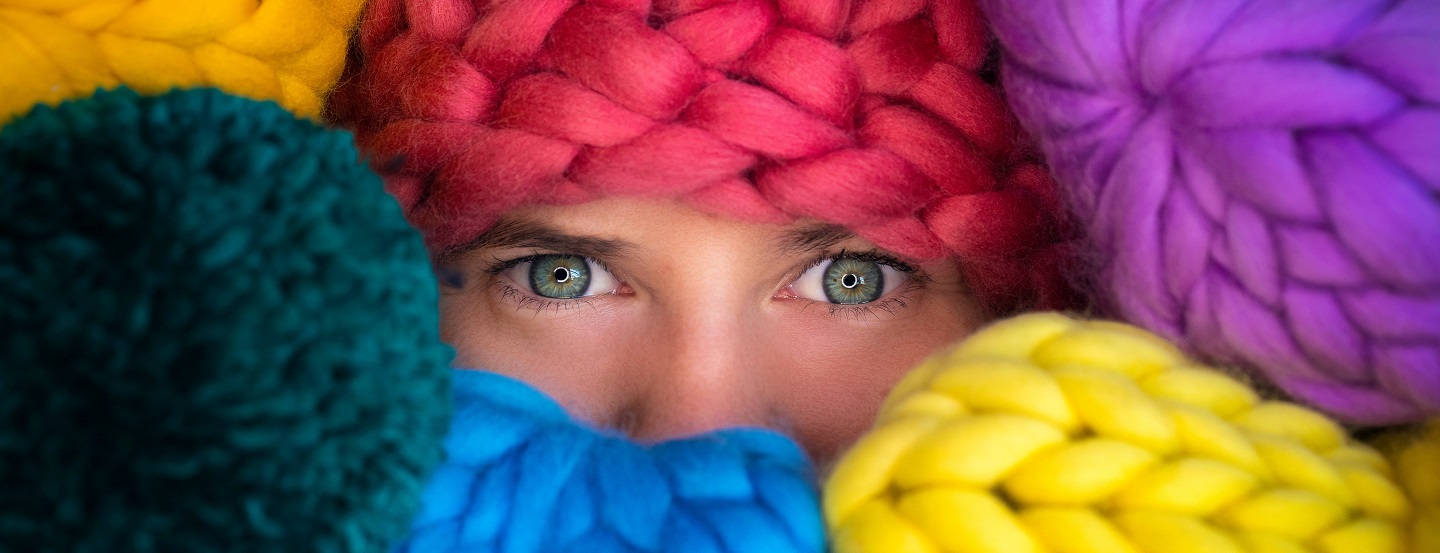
[495,282,583,312]
[813,279,925,320]
[824,295,914,321]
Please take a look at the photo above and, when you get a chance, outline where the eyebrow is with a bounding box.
[778,224,856,255]
[440,218,636,261]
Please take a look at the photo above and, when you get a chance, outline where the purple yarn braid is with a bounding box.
[980,0,1440,425]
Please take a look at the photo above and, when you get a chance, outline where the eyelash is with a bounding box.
[480,253,617,314]
[794,248,918,277]
[496,282,600,314]
[795,249,928,320]
[473,249,927,318]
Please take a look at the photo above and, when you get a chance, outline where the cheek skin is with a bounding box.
[773,295,981,467]
[440,285,640,425]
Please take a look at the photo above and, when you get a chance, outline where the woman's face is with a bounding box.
[437,197,987,466]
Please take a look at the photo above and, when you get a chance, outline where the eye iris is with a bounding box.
[530,255,590,298]
[823,258,883,304]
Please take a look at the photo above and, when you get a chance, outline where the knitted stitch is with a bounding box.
[0,0,364,121]
[980,0,1440,424]
[398,368,824,553]
[332,0,1080,311]
[1375,420,1440,553]
[826,312,1416,553]
[0,88,452,552]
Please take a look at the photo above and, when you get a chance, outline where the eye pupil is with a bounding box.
[529,255,590,298]
[823,258,883,304]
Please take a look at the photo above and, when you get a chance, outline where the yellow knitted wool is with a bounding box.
[0,0,364,122]
[1374,420,1440,553]
[826,312,1419,553]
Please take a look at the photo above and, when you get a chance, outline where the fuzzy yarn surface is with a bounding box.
[0,87,453,552]
[397,368,824,553]
[1375,419,1440,552]
[332,0,1081,311]
[0,0,365,122]
[826,312,1418,553]
[979,0,1440,424]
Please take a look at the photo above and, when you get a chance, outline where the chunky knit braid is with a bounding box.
[0,0,365,121]
[332,0,1079,310]
[826,313,1418,553]
[399,369,824,553]
[979,0,1440,424]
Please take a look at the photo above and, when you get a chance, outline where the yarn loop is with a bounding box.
[1374,420,1440,552]
[826,312,1417,553]
[397,369,825,553]
[980,0,1440,424]
[0,0,364,121]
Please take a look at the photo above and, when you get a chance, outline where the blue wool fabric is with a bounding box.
[0,88,453,552]
[396,369,826,553]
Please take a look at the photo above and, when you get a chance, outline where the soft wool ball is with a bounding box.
[398,369,824,553]
[0,88,452,552]
[0,0,365,121]
[827,313,1417,553]
[981,0,1440,424]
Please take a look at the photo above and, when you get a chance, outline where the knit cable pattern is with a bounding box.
[0,0,365,121]
[979,0,1440,424]
[0,87,452,551]
[332,0,1080,311]
[826,312,1417,553]
[397,368,824,553]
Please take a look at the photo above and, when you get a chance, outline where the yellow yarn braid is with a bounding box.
[1375,420,1440,553]
[0,0,363,122]
[826,312,1418,553]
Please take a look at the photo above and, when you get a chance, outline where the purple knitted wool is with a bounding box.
[980,0,1440,425]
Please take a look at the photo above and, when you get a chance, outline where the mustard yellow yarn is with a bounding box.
[1375,420,1440,553]
[826,312,1419,553]
[0,0,364,122]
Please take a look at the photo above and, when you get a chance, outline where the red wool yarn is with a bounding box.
[332,0,1078,311]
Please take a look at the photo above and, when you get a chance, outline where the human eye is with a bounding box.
[493,254,623,299]
[788,250,915,305]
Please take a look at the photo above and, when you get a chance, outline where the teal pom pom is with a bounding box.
[0,88,454,552]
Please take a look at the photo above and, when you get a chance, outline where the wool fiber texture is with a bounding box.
[1374,419,1440,552]
[332,0,1083,312]
[397,368,824,553]
[826,312,1420,553]
[0,0,365,122]
[0,88,453,552]
[980,0,1440,424]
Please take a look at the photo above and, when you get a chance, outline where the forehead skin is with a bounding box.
[436,197,986,467]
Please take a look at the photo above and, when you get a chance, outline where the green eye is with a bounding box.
[529,255,591,298]
[822,258,884,304]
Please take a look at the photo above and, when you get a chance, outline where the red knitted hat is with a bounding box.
[331,0,1078,310]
